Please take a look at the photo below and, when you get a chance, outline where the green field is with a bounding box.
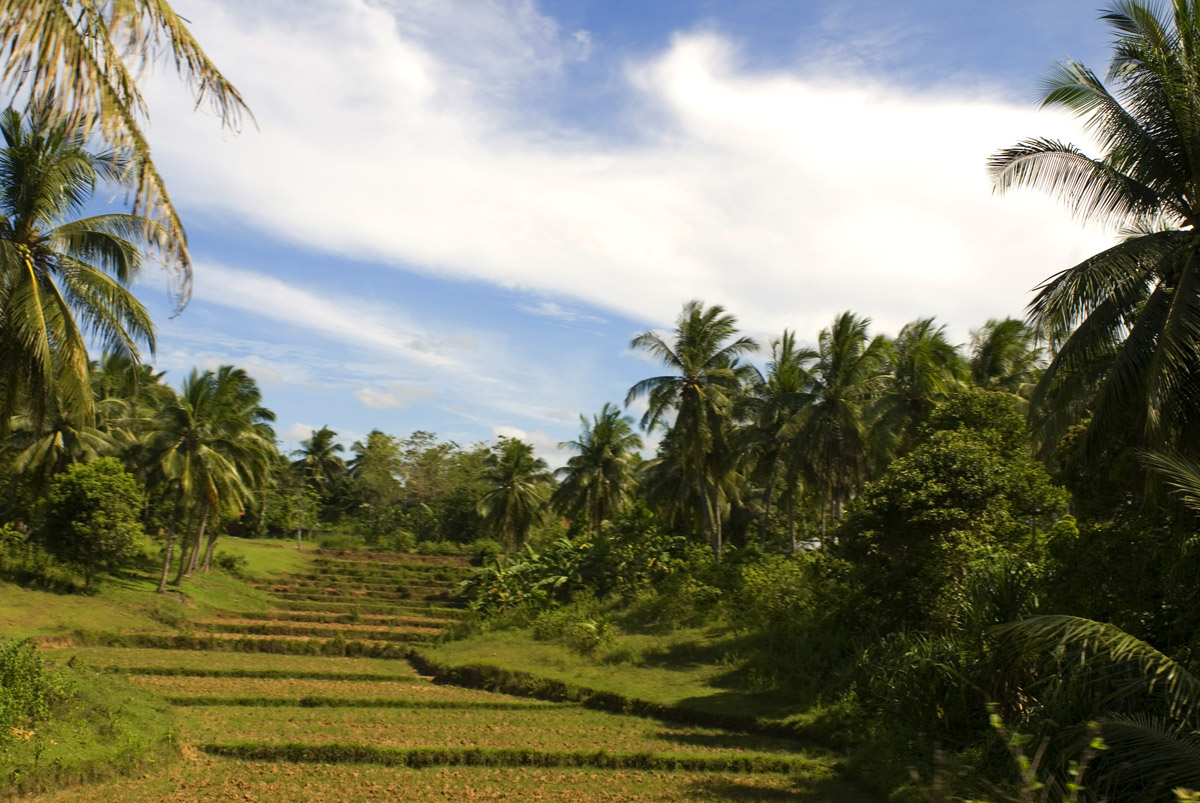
[6,545,870,801]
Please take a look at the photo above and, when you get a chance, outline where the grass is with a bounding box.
[40,647,422,676]
[0,664,176,798]
[36,758,872,802]
[126,676,549,705]
[174,705,816,759]
[0,539,311,641]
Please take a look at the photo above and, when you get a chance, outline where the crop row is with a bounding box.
[199,743,799,774]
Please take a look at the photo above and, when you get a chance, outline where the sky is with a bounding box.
[130,0,1121,467]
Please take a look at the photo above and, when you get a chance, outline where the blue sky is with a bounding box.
[133,0,1118,465]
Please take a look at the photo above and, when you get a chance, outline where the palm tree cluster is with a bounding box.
[615,301,1042,560]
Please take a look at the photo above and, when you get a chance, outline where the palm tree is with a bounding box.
[476,437,554,550]
[793,311,890,541]
[876,317,967,455]
[552,403,642,539]
[744,331,817,548]
[0,107,157,429]
[145,367,275,592]
[990,0,1200,456]
[626,300,759,560]
[0,0,251,307]
[968,317,1043,396]
[292,426,347,498]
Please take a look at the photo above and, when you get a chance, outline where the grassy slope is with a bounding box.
[0,539,310,797]
[424,626,819,727]
[0,539,310,640]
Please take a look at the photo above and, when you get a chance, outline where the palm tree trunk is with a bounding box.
[173,505,196,585]
[296,528,303,550]
[788,504,797,553]
[156,500,182,594]
[702,484,721,562]
[759,448,782,548]
[188,504,209,575]
[200,517,221,572]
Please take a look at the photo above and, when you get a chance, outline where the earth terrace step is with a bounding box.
[199,743,799,774]
[272,588,463,600]
[71,631,414,659]
[168,696,561,710]
[262,581,459,594]
[297,570,472,585]
[306,562,476,576]
[314,551,472,567]
[112,667,423,681]
[225,611,459,627]
[272,600,470,617]
[195,620,443,642]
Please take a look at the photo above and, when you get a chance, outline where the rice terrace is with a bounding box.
[5,0,1200,801]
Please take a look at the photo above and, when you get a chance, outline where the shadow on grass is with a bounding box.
[687,776,881,802]
[652,729,803,755]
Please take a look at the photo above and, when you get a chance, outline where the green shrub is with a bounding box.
[468,538,504,563]
[415,539,461,556]
[0,639,67,742]
[317,533,366,551]
[377,530,415,552]
[37,458,143,586]
[0,526,87,593]
[212,551,249,577]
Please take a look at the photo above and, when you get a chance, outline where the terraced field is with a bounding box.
[39,551,871,801]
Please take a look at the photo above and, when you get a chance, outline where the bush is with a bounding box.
[415,540,461,556]
[0,526,87,593]
[0,639,67,742]
[212,551,249,577]
[467,538,504,563]
[37,458,143,585]
[317,533,366,551]
[377,530,415,553]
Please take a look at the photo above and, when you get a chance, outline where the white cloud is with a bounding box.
[490,424,568,469]
[518,299,605,324]
[152,0,1111,343]
[285,422,317,443]
[192,262,472,370]
[355,383,436,409]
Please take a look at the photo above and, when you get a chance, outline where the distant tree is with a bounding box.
[476,438,554,550]
[967,317,1042,396]
[839,392,1068,628]
[626,300,758,560]
[794,311,890,541]
[38,457,143,585]
[552,403,642,538]
[292,426,346,503]
[347,429,405,544]
[876,317,966,453]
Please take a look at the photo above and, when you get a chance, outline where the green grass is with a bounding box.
[42,647,421,676]
[0,663,175,798]
[173,704,816,760]
[126,676,547,705]
[0,539,312,640]
[37,758,870,802]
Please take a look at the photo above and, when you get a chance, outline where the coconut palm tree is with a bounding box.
[144,367,275,592]
[876,317,967,455]
[990,0,1200,456]
[793,311,889,541]
[552,403,642,539]
[0,0,251,307]
[0,107,157,430]
[743,331,817,547]
[626,300,758,560]
[476,437,554,550]
[292,426,347,498]
[968,317,1043,396]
